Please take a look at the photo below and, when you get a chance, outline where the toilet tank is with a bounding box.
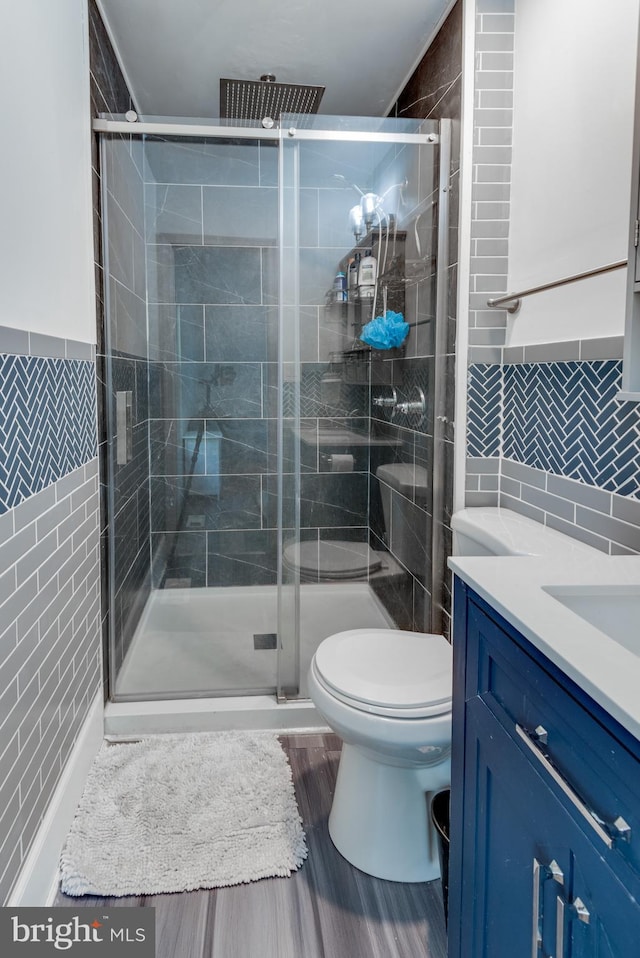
[451,507,596,558]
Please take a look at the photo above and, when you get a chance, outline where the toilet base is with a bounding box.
[328,742,451,883]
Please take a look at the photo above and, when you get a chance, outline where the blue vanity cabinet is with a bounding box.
[448,578,640,958]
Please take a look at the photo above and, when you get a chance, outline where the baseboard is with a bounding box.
[7,692,104,906]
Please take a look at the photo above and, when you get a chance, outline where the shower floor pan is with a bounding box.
[106,583,393,736]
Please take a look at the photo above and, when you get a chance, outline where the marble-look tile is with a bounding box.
[203,186,277,247]
[112,493,143,580]
[173,247,263,306]
[151,531,207,588]
[145,183,203,244]
[144,137,261,187]
[299,248,353,307]
[215,420,274,475]
[151,420,200,477]
[150,475,262,533]
[148,305,206,363]
[395,0,462,120]
[370,570,414,630]
[261,246,279,306]
[300,474,369,529]
[109,279,147,359]
[88,0,131,114]
[297,138,375,192]
[207,529,278,587]
[149,362,263,420]
[390,492,431,580]
[106,190,135,292]
[318,304,353,360]
[205,305,271,362]
[413,578,433,633]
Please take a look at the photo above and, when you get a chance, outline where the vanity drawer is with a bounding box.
[466,596,640,881]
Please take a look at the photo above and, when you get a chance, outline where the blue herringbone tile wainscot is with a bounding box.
[0,354,97,513]
[467,363,502,457]
[468,359,640,499]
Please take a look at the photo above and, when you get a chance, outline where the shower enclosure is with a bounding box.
[96,113,450,710]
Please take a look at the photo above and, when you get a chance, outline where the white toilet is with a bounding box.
[308,504,596,883]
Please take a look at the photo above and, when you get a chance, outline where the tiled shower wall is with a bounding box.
[100,136,150,676]
[88,0,146,689]
[0,330,100,903]
[144,137,376,589]
[378,0,462,635]
[145,137,280,588]
[465,0,640,551]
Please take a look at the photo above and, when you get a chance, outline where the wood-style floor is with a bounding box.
[55,733,448,958]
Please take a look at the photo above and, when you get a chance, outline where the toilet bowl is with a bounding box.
[308,505,598,883]
[308,628,452,882]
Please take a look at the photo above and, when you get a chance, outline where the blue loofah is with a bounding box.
[360,310,409,350]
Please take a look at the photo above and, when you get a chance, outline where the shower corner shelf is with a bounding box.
[333,226,407,386]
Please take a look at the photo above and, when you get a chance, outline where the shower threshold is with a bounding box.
[105,582,393,737]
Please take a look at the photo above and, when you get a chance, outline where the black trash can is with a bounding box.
[430,789,450,926]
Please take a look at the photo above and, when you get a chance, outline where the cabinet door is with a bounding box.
[563,852,640,958]
[452,698,640,958]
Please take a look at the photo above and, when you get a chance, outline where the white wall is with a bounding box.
[507,0,638,345]
[0,0,95,343]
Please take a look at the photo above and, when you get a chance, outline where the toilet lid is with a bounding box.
[283,541,382,579]
[314,629,452,716]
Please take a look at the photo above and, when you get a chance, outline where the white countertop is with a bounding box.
[449,553,640,742]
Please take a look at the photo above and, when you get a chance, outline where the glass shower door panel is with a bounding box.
[105,130,283,699]
[277,117,441,700]
[277,135,302,699]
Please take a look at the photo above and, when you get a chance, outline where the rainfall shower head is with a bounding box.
[219,74,325,124]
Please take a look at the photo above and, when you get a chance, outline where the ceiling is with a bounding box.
[97,0,455,120]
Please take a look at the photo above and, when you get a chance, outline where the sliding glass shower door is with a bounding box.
[98,113,448,703]
[276,116,448,700]
[101,124,285,700]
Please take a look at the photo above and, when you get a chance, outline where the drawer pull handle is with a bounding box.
[556,894,590,958]
[532,858,564,957]
[516,724,614,849]
[612,815,632,843]
[533,725,548,745]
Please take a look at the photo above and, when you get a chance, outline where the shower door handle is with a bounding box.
[116,391,133,465]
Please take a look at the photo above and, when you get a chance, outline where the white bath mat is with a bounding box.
[60,732,307,897]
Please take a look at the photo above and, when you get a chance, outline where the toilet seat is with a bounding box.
[283,540,382,580]
[313,629,452,719]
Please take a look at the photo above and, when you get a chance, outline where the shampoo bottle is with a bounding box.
[358,249,377,299]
